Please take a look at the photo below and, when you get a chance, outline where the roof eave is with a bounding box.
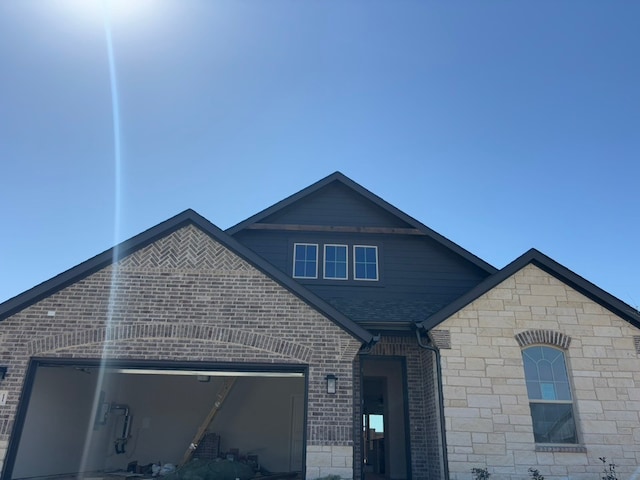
[420,248,640,331]
[0,210,374,344]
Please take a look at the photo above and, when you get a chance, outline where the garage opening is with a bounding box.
[6,359,307,480]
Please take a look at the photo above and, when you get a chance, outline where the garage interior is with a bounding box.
[8,361,306,480]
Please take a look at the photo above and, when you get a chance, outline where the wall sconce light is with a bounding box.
[0,366,7,380]
[326,374,337,394]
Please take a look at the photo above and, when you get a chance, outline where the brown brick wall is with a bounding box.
[0,225,362,472]
[356,335,443,480]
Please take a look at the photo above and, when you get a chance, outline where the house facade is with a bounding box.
[0,172,639,480]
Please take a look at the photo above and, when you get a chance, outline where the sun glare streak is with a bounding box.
[58,0,158,24]
[78,1,124,476]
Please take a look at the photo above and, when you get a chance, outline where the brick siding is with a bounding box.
[355,335,444,480]
[0,225,362,478]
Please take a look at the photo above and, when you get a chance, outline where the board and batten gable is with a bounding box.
[231,178,492,326]
[431,262,640,480]
[0,220,365,479]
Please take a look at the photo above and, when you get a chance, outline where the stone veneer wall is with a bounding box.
[435,264,640,480]
[0,225,362,479]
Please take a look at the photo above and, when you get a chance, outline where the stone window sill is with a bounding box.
[535,445,587,453]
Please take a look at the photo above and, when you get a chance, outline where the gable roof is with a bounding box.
[420,248,640,331]
[0,209,374,344]
[227,171,497,275]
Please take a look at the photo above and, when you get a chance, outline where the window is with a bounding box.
[522,346,577,444]
[354,245,378,281]
[324,245,348,280]
[293,244,318,278]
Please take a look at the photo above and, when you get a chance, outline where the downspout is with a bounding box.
[415,326,450,480]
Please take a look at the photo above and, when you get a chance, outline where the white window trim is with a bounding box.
[293,243,318,279]
[323,244,348,280]
[353,245,379,281]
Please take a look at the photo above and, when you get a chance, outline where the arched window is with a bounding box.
[522,346,577,444]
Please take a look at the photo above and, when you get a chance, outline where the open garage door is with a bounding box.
[6,359,307,480]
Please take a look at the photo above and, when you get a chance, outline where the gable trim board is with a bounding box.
[420,247,640,332]
[226,171,498,275]
[0,209,373,345]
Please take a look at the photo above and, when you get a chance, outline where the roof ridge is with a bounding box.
[226,172,497,274]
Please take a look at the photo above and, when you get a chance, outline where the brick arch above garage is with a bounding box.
[27,323,313,363]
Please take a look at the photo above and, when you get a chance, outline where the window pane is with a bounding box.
[552,357,569,383]
[538,360,553,382]
[366,264,376,279]
[305,263,315,277]
[526,381,540,400]
[556,382,571,401]
[354,246,378,280]
[529,403,577,444]
[540,383,556,400]
[524,347,543,363]
[365,248,376,262]
[306,246,317,261]
[326,246,336,262]
[325,263,335,278]
[293,244,317,278]
[324,245,347,279]
[522,347,573,402]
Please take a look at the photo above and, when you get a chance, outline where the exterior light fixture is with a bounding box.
[326,374,337,394]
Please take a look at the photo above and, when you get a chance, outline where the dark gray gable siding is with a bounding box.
[231,178,493,328]
[227,172,497,276]
[261,181,412,228]
[234,229,490,327]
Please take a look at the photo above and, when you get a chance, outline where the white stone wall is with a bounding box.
[436,264,640,480]
[306,445,353,479]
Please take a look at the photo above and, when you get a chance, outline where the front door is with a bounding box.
[361,357,411,480]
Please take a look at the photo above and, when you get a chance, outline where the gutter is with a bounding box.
[415,325,450,480]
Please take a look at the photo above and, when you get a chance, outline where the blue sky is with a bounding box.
[1,1,639,310]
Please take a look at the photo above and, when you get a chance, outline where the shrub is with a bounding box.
[472,467,490,480]
[599,457,618,480]
[528,467,544,480]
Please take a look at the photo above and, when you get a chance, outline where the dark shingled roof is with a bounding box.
[326,298,446,325]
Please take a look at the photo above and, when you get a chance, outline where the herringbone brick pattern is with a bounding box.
[0,225,362,461]
[119,225,250,271]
